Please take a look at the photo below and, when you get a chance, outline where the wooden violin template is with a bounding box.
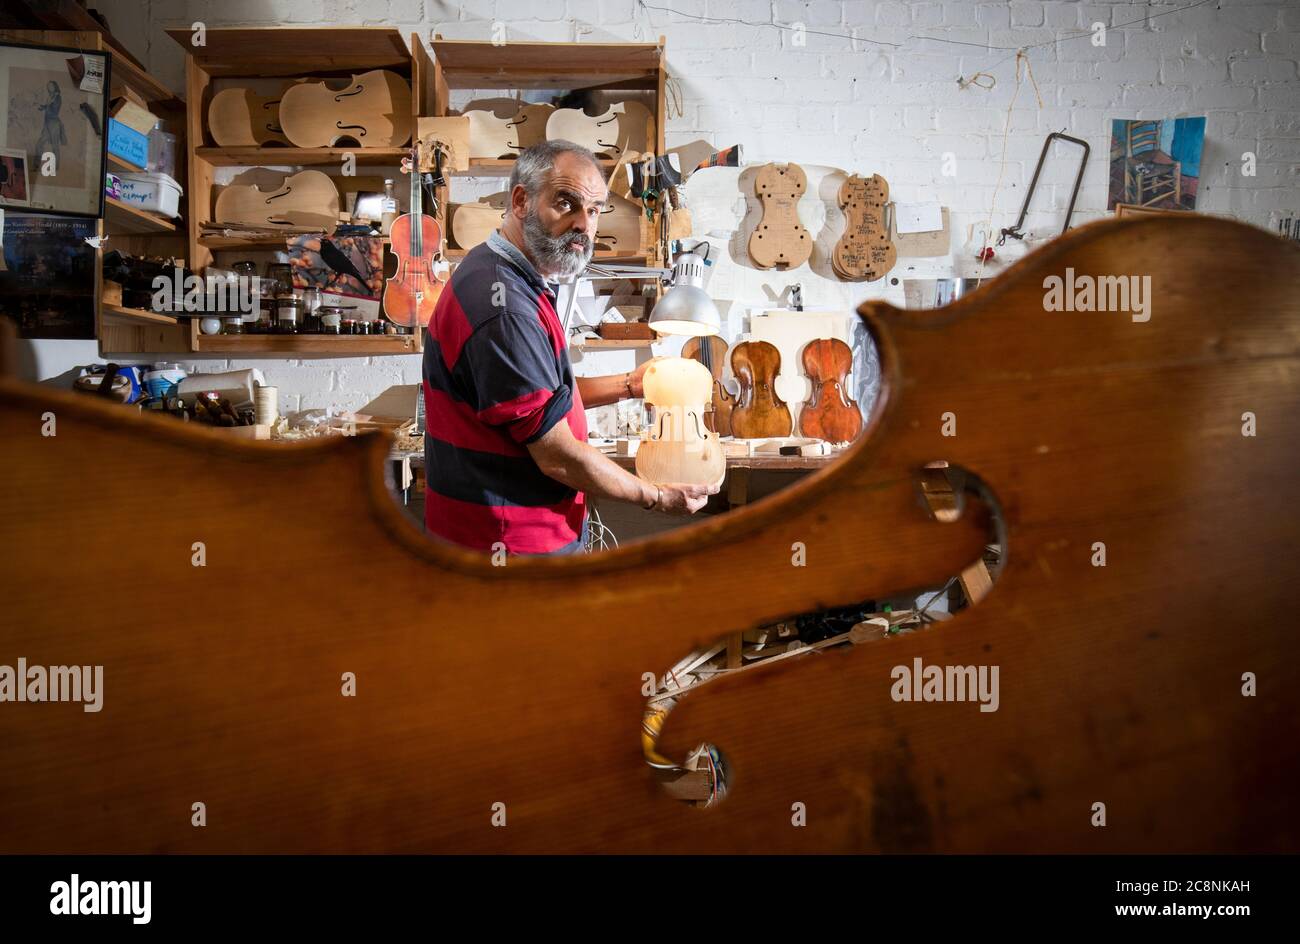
[208,83,301,147]
[832,173,896,281]
[1,216,1295,854]
[680,335,734,437]
[465,109,519,159]
[729,339,794,439]
[507,103,555,152]
[450,199,506,251]
[278,70,412,148]
[634,358,727,490]
[213,170,340,229]
[546,101,654,159]
[797,337,862,444]
[749,163,812,269]
[383,144,445,328]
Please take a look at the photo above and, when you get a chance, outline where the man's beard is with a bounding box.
[523,205,593,278]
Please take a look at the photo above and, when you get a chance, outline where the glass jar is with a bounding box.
[265,263,294,297]
[275,295,303,334]
[341,319,358,336]
[319,307,344,335]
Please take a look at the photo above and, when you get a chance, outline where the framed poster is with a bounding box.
[0,41,110,218]
[0,212,98,339]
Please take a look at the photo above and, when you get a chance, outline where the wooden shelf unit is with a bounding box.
[0,30,192,357]
[101,304,179,327]
[424,36,668,261]
[105,197,177,235]
[188,322,420,355]
[162,26,424,357]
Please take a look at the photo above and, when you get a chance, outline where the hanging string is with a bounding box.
[976,49,1043,281]
[664,74,684,120]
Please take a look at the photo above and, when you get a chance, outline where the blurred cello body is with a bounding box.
[798,338,862,444]
[729,339,792,439]
[0,216,1297,853]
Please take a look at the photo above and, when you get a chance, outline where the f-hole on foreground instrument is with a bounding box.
[0,216,1296,853]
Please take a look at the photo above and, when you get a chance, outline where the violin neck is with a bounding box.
[409,147,422,257]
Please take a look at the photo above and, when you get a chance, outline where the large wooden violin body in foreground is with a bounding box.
[0,216,1296,852]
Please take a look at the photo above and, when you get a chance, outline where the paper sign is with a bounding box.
[79,56,105,94]
[895,202,943,234]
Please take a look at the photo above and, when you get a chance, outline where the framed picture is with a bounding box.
[0,212,98,339]
[1107,117,1206,212]
[0,148,30,205]
[1114,203,1187,219]
[0,41,110,218]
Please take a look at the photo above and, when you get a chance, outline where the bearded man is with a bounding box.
[421,140,714,555]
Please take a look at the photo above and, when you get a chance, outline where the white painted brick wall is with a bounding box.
[21,0,1300,418]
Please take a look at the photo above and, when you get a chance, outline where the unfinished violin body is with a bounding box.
[278,70,412,148]
[213,170,340,229]
[729,339,793,439]
[680,334,734,436]
[634,358,726,489]
[798,337,862,444]
[208,83,301,147]
[1,216,1296,853]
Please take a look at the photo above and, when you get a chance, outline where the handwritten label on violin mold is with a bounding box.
[833,174,896,282]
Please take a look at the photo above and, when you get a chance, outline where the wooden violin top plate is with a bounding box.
[208,83,300,147]
[278,69,412,148]
[465,109,519,159]
[213,169,340,229]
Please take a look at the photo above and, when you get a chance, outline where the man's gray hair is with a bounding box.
[508,139,604,198]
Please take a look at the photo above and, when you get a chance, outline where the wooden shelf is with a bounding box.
[196,147,408,167]
[166,27,410,77]
[444,248,644,261]
[430,38,661,89]
[573,338,657,350]
[190,332,420,355]
[101,304,179,327]
[105,197,178,235]
[452,157,619,177]
[111,47,182,104]
[107,153,147,174]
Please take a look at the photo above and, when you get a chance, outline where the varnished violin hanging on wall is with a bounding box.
[680,335,734,436]
[798,337,862,444]
[729,339,793,439]
[382,143,446,329]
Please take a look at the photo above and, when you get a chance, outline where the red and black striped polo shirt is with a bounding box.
[422,232,588,553]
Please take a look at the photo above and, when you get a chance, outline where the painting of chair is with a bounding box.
[1122,120,1181,208]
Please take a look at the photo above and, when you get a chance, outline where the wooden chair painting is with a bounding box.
[1122,120,1181,208]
